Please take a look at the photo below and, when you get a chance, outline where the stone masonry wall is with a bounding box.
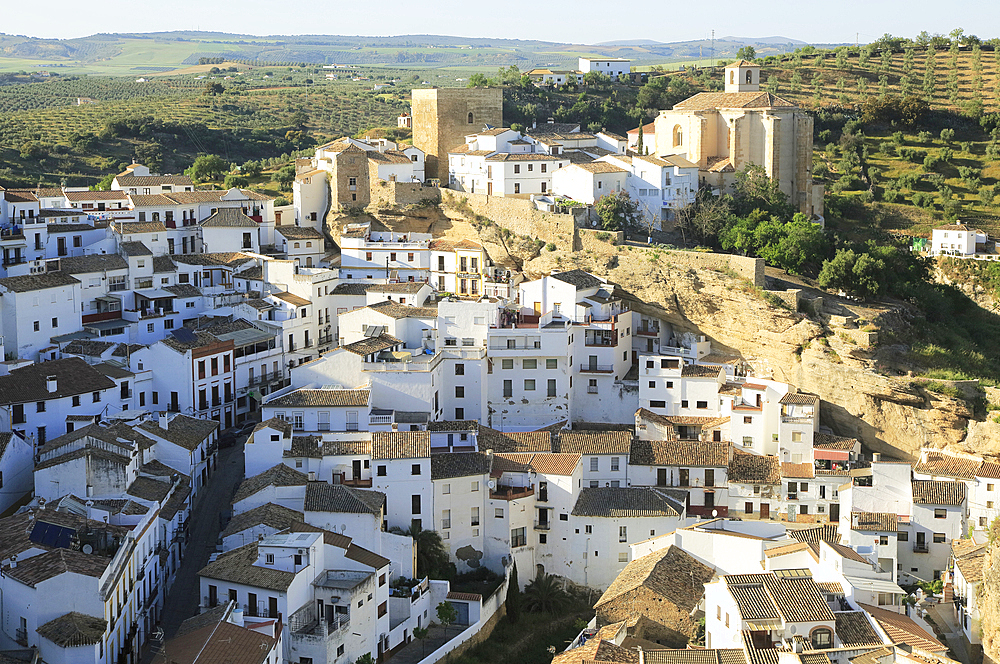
[658,250,765,288]
[369,181,441,209]
[440,189,578,251]
[412,88,503,181]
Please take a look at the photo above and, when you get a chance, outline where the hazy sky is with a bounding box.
[4,0,999,45]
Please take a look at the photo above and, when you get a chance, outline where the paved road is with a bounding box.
[145,441,246,657]
[925,601,971,664]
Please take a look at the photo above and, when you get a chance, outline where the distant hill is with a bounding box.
[0,30,822,75]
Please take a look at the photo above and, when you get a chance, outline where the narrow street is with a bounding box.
[147,441,246,654]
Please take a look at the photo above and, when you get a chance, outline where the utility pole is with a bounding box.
[711,30,715,68]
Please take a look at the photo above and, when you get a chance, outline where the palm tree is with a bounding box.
[522,572,572,614]
[392,523,450,579]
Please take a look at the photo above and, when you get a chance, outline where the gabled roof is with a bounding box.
[276,226,325,240]
[788,524,840,544]
[727,450,780,484]
[595,545,714,612]
[59,253,128,274]
[198,542,295,592]
[37,612,108,647]
[4,548,111,587]
[343,333,402,356]
[551,269,603,289]
[0,357,115,405]
[833,612,883,647]
[431,452,492,480]
[120,241,153,257]
[723,572,834,624]
[629,439,731,467]
[813,433,860,451]
[372,431,430,459]
[201,207,259,228]
[572,486,686,518]
[856,602,945,652]
[850,512,898,533]
[913,452,981,480]
[911,479,965,506]
[478,426,552,453]
[234,464,308,503]
[303,483,385,515]
[138,414,218,451]
[367,299,438,319]
[219,502,304,538]
[267,388,370,408]
[558,430,632,455]
[0,271,80,293]
[154,620,274,664]
[494,452,580,477]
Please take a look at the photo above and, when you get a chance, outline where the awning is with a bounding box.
[134,288,177,299]
[815,449,850,461]
[744,621,779,631]
[844,575,905,594]
[97,294,122,302]
[84,319,131,332]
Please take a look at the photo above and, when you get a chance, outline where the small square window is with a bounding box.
[546,359,558,369]
[495,508,504,518]
[377,465,387,476]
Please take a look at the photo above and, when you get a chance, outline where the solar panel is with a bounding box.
[171,328,197,343]
[29,520,76,549]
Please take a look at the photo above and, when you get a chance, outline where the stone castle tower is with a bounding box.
[411,87,503,181]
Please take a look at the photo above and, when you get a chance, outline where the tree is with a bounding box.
[636,123,644,156]
[522,573,572,613]
[355,654,374,664]
[398,524,451,579]
[736,46,757,62]
[582,71,612,89]
[506,561,521,623]
[594,190,640,232]
[272,164,296,191]
[732,164,790,217]
[203,81,224,96]
[224,173,249,189]
[186,154,228,182]
[467,73,489,88]
[437,601,458,631]
[90,173,115,192]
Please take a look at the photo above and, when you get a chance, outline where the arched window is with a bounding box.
[746,69,753,84]
[810,627,833,649]
[673,125,683,147]
[730,71,735,84]
[468,112,474,124]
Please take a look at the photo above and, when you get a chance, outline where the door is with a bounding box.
[353,459,362,480]
[679,469,689,486]
[760,503,770,519]
[588,355,598,371]
[829,502,840,523]
[704,491,715,510]
[705,469,715,487]
[268,597,278,619]
[657,468,667,487]
[248,592,257,616]
[533,302,542,316]
[454,601,470,625]
[538,509,548,527]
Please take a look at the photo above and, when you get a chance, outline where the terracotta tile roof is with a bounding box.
[120,240,153,256]
[64,190,128,201]
[36,612,107,647]
[60,253,128,274]
[198,542,295,591]
[234,464,308,503]
[0,357,115,405]
[826,542,870,564]
[954,551,985,584]
[788,524,840,544]
[171,252,253,266]
[372,431,430,459]
[728,450,780,484]
[276,225,325,240]
[763,542,810,558]
[321,439,374,457]
[303,483,385,514]
[724,572,834,624]
[816,582,844,594]
[850,512,897,532]
[911,480,966,506]
[478,426,552,453]
[367,299,438,319]
[254,417,292,438]
[572,486,686,518]
[267,388,370,407]
[575,162,629,174]
[976,461,1000,479]
[154,620,274,664]
[221,503,304,538]
[629,439,731,467]
[346,543,390,569]
[934,223,971,232]
[781,463,815,479]
[779,393,819,405]
[200,208,259,228]
[682,365,724,377]
[552,269,604,289]
[116,174,193,187]
[126,476,173,503]
[672,91,797,111]
[447,591,482,602]
[558,430,632,455]
[283,436,322,458]
[343,333,402,356]
[61,339,115,357]
[913,452,981,480]
[552,635,638,664]
[432,452,492,479]
[138,414,218,451]
[856,603,946,652]
[493,452,580,477]
[0,271,80,293]
[368,282,432,293]
[643,651,746,664]
[4,548,111,587]
[813,433,860,451]
[113,220,169,235]
[595,545,714,612]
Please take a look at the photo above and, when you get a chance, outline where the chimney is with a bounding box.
[873,452,881,463]
[46,375,57,393]
[159,413,169,430]
[308,471,316,482]
[9,555,15,569]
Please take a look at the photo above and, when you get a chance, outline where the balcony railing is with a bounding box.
[580,364,613,373]
[533,520,551,530]
[15,628,27,646]
[587,386,599,394]
[370,414,393,425]
[635,328,660,337]
[585,337,618,347]
[491,485,534,501]
[914,542,930,553]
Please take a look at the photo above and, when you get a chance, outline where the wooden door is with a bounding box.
[760,503,770,519]
[533,301,542,316]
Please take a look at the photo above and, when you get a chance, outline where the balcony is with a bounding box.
[585,337,618,347]
[580,364,614,373]
[636,327,660,337]
[533,520,551,530]
[489,342,542,351]
[587,386,599,394]
[491,485,534,501]
[914,542,930,553]
[15,628,27,646]
[370,414,393,425]
[290,604,351,638]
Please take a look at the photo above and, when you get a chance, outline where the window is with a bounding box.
[611,457,620,471]
[72,395,80,407]
[503,379,513,398]
[989,484,996,492]
[811,627,833,649]
[897,531,909,541]
[742,436,753,446]
[560,513,568,521]
[514,183,520,194]
[495,508,504,518]
[546,358,558,369]
[547,379,557,397]
[934,508,947,519]
[585,525,593,534]
[523,359,537,369]
[590,457,599,472]
[412,495,421,514]
[511,527,527,548]
[471,507,480,526]
[791,431,803,442]
[455,364,465,376]
[412,464,421,476]
[455,407,465,419]
[265,553,274,564]
[743,416,753,424]
[455,386,465,398]
[696,400,708,409]
[650,400,666,408]
[468,112,474,124]
[471,481,479,492]
[989,501,995,509]
[514,164,520,174]
[539,534,547,544]
[619,525,627,542]
[524,379,535,391]
[442,483,450,495]
[51,317,58,328]
[93,391,101,403]
[933,533,946,543]
[502,359,514,369]
[377,465,387,476]
[681,400,688,408]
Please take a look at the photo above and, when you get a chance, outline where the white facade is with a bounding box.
[579,58,632,80]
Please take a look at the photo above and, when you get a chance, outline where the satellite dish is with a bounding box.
[341,524,347,533]
[712,509,718,518]
[83,544,94,554]
[488,480,497,490]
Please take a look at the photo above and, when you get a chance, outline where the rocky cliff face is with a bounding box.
[980,538,1000,663]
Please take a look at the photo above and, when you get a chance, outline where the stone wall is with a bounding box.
[577,228,622,252]
[765,288,800,310]
[369,181,441,209]
[412,88,503,181]
[440,189,578,251]
[658,250,766,288]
